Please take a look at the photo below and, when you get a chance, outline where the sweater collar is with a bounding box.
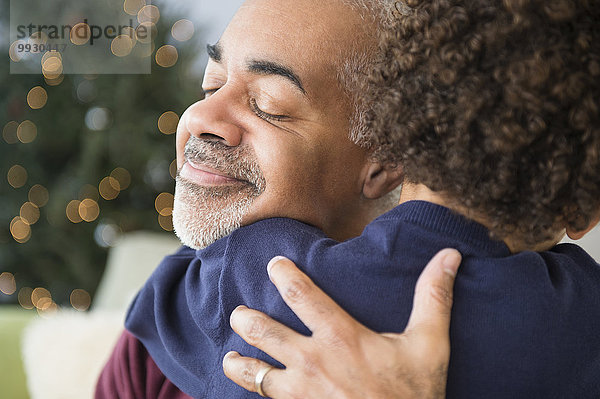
[382,200,511,256]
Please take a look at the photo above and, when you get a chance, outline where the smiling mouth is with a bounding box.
[179,159,249,186]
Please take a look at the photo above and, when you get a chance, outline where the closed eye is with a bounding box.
[201,88,290,122]
[249,98,289,122]
[202,88,219,98]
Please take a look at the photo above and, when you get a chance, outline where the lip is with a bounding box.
[180,160,245,186]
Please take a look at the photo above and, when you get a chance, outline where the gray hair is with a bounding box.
[336,0,395,148]
[336,1,402,213]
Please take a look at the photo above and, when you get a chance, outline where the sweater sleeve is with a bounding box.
[95,330,194,399]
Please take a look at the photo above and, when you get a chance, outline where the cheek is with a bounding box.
[249,141,324,216]
[256,136,366,201]
[261,147,316,195]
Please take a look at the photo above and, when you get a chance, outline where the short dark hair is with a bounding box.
[368,0,600,246]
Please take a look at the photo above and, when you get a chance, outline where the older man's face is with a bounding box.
[173,0,377,249]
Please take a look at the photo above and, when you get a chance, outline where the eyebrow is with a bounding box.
[247,60,306,95]
[206,42,306,96]
[206,43,222,62]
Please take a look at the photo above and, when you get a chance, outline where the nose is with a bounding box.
[182,91,244,147]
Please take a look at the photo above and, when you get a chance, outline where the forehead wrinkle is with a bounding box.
[218,0,371,110]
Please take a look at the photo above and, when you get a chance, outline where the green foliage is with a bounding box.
[0,0,201,306]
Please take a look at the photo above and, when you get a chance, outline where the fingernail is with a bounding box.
[223,351,239,368]
[267,256,288,278]
[230,305,247,325]
[442,250,462,277]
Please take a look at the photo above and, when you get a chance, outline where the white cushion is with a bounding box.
[22,231,181,399]
[93,231,181,312]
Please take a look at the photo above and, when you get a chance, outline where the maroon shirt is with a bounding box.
[96,330,193,399]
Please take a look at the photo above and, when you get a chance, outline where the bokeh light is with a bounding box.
[70,23,91,45]
[99,176,120,200]
[79,198,100,222]
[66,200,83,223]
[94,223,121,248]
[0,272,17,295]
[45,74,64,86]
[171,19,194,42]
[10,217,31,243]
[158,214,173,231]
[155,192,174,216]
[76,80,97,103]
[9,40,26,62]
[158,111,179,134]
[169,159,177,179]
[4,3,196,316]
[20,202,40,225]
[36,296,53,311]
[37,301,59,318]
[85,107,112,131]
[111,35,134,57]
[109,175,121,190]
[2,121,19,144]
[70,289,91,311]
[17,120,38,143]
[31,287,51,309]
[124,0,146,16]
[121,26,136,40]
[41,52,63,79]
[136,22,157,44]
[27,86,48,110]
[110,167,131,190]
[29,184,49,207]
[7,165,28,188]
[18,287,34,309]
[155,45,178,68]
[41,50,62,65]
[138,5,160,24]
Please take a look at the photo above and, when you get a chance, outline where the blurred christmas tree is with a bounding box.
[0,0,202,308]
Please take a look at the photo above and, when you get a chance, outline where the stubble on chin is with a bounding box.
[172,136,266,249]
[172,176,259,250]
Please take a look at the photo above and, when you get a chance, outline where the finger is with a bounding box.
[222,351,285,398]
[230,305,305,365]
[266,256,359,335]
[405,248,461,336]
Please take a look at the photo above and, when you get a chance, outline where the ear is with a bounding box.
[362,162,403,200]
[566,212,600,240]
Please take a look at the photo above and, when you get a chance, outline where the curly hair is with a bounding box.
[368,0,600,247]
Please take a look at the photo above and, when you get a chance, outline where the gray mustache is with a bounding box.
[183,136,266,193]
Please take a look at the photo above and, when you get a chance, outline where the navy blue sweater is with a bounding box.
[126,201,600,398]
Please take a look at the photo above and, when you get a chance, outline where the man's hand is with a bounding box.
[222,248,462,399]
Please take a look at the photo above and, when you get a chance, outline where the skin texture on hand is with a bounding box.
[222,248,462,399]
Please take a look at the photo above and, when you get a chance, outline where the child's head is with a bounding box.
[369,0,600,248]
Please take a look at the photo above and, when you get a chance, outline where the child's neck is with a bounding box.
[398,183,564,253]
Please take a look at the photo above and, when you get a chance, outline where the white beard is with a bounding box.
[173,136,266,249]
[172,177,258,249]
